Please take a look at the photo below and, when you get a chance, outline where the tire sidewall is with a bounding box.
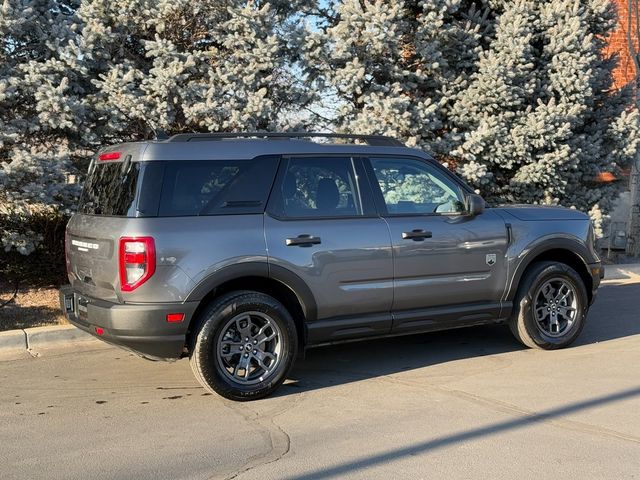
[193,292,297,401]
[518,262,588,349]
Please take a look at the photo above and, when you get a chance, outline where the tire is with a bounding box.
[509,261,588,350]
[189,291,298,401]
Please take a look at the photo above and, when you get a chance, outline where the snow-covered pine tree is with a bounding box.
[0,0,83,255]
[76,0,310,141]
[302,0,493,155]
[1,0,308,261]
[451,0,640,233]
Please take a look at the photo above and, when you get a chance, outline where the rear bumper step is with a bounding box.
[59,285,198,360]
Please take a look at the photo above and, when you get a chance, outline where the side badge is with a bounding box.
[486,254,497,266]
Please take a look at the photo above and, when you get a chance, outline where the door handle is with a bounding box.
[286,234,322,247]
[402,229,433,241]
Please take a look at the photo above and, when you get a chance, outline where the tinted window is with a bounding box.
[370,157,465,215]
[273,157,364,218]
[135,163,165,217]
[78,162,140,216]
[158,156,278,216]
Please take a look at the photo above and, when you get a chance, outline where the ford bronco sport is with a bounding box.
[60,132,604,401]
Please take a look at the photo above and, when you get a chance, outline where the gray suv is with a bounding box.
[60,133,604,401]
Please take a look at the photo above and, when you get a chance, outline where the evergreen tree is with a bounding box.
[3,0,639,263]
[75,0,309,140]
[0,0,83,255]
[0,0,307,258]
[305,0,640,232]
[302,0,493,154]
[450,0,640,233]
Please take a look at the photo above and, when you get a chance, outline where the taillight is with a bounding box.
[118,237,156,292]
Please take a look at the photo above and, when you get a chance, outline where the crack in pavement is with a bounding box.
[209,392,303,480]
[293,363,640,446]
[379,375,640,445]
[212,341,638,479]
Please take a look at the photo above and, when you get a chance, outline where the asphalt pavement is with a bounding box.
[1,279,639,479]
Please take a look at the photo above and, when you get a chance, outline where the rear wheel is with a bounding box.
[190,291,297,401]
[509,261,588,349]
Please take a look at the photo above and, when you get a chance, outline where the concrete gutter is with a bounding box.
[0,325,98,359]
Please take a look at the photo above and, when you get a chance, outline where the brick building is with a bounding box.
[606,0,638,89]
[605,1,640,255]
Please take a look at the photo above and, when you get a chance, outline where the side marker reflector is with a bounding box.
[166,313,185,323]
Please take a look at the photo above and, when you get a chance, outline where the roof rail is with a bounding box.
[165,132,405,147]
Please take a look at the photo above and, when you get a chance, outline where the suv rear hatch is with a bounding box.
[66,145,150,302]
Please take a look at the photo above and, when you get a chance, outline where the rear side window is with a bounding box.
[158,156,279,216]
[78,156,279,217]
[78,162,140,216]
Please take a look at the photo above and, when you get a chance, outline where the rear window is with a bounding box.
[77,156,279,217]
[78,162,140,216]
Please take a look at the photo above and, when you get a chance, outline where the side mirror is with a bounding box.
[466,194,485,216]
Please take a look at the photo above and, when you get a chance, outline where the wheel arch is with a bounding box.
[184,263,316,353]
[507,240,594,304]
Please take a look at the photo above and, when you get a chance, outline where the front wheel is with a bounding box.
[509,261,588,350]
[190,291,298,401]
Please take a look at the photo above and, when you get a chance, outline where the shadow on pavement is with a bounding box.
[281,282,640,396]
[577,283,640,345]
[278,386,640,480]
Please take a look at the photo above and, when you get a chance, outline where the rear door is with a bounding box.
[364,156,509,333]
[265,156,394,343]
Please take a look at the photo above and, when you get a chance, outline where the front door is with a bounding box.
[365,156,509,333]
[265,156,394,343]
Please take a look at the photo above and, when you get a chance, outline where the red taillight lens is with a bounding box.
[118,237,156,292]
[99,152,121,161]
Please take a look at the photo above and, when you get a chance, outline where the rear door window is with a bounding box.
[158,156,279,216]
[269,157,367,219]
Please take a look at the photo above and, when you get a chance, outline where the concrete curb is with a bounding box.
[0,329,27,355]
[603,264,640,281]
[26,325,97,350]
[0,325,98,358]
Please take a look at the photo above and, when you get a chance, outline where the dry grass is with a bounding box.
[0,282,67,332]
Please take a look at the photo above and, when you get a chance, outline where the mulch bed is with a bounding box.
[0,281,67,332]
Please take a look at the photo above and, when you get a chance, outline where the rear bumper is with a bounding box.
[588,262,604,304]
[59,285,198,360]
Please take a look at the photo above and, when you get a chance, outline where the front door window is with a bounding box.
[370,157,465,215]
